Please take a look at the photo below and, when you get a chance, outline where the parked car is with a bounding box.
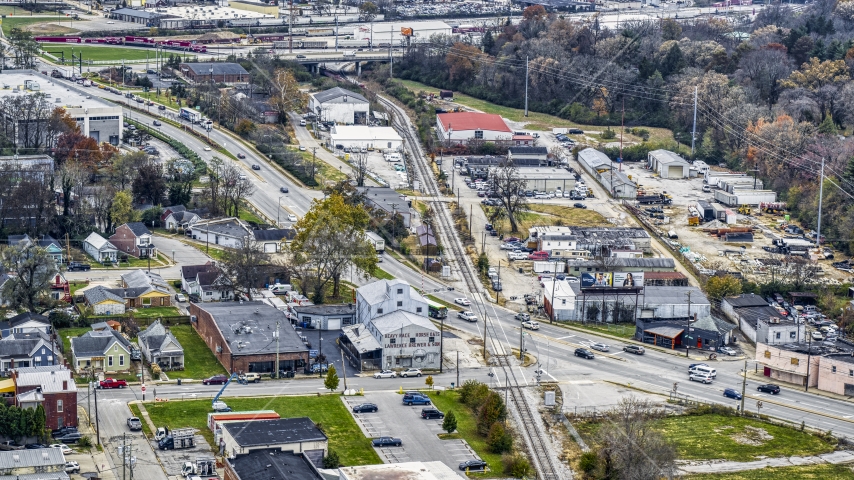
[421,408,445,419]
[98,378,127,389]
[811,331,824,341]
[757,384,781,394]
[528,251,549,261]
[689,373,713,384]
[202,375,229,385]
[400,368,422,378]
[24,444,46,449]
[574,348,594,359]
[288,214,298,222]
[374,370,396,379]
[454,298,471,306]
[522,321,540,330]
[458,311,477,322]
[353,403,378,413]
[574,203,587,209]
[240,372,262,383]
[174,293,187,302]
[309,363,329,374]
[127,417,142,431]
[51,427,77,437]
[723,388,742,400]
[623,345,645,355]
[65,462,80,474]
[371,437,402,447]
[67,262,91,271]
[718,346,737,356]
[50,444,72,454]
[53,433,82,444]
[404,395,431,406]
[590,343,609,352]
[459,459,488,472]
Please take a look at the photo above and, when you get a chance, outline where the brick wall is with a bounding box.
[16,385,77,429]
[109,225,140,258]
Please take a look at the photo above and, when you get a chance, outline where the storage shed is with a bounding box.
[648,150,690,179]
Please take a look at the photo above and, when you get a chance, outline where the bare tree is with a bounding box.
[351,151,369,187]
[491,159,528,233]
[219,238,269,301]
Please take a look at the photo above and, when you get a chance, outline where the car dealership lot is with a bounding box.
[342,392,478,473]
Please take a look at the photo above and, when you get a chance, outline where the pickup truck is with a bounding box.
[99,378,127,389]
[127,417,142,431]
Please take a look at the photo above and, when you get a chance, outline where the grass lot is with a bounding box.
[237,205,266,225]
[525,204,610,227]
[2,17,77,36]
[128,404,153,436]
[126,306,182,319]
[373,267,394,280]
[0,6,32,15]
[43,45,151,62]
[297,149,348,186]
[134,91,183,111]
[395,79,676,144]
[164,325,226,380]
[655,414,836,462]
[687,465,854,480]
[143,395,381,466]
[426,391,501,476]
[58,327,90,356]
[426,295,462,312]
[69,281,89,295]
[563,322,636,340]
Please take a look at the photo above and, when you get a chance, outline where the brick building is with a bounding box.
[13,365,77,430]
[190,302,309,374]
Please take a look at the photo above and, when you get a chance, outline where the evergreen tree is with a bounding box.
[817,113,838,135]
[482,30,495,54]
[442,411,458,434]
[32,404,46,441]
[486,422,513,453]
[660,43,686,77]
[324,365,340,392]
[322,450,340,468]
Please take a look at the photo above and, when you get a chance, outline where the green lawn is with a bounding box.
[562,322,636,340]
[238,205,266,225]
[58,327,90,356]
[143,395,381,466]
[127,404,153,436]
[163,325,226,380]
[128,306,182,319]
[426,391,502,476]
[69,281,89,295]
[0,6,32,15]
[44,45,149,62]
[688,464,854,480]
[655,414,836,462]
[134,90,183,111]
[373,267,394,280]
[2,16,78,36]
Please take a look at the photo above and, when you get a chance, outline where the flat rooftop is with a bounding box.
[0,71,118,111]
[228,449,321,480]
[339,461,461,480]
[162,5,273,19]
[221,417,326,447]
[512,167,577,179]
[196,302,308,355]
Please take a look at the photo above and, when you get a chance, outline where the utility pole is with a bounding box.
[739,358,747,415]
[519,319,524,360]
[340,348,348,390]
[121,433,127,480]
[805,331,813,392]
[439,315,444,373]
[685,290,692,353]
[816,157,825,251]
[289,0,293,53]
[691,85,698,155]
[275,320,280,379]
[456,351,460,388]
[389,23,394,78]
[524,56,529,117]
[94,387,100,446]
[334,15,339,52]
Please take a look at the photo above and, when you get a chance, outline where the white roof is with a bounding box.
[357,279,426,306]
[0,448,65,469]
[340,461,459,480]
[84,232,118,252]
[341,324,382,352]
[14,366,76,392]
[369,310,439,335]
[543,280,577,304]
[0,72,119,112]
[650,149,690,166]
[330,126,402,142]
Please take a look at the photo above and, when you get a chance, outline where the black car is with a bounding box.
[153,120,161,126]
[158,105,166,110]
[53,433,82,444]
[574,348,594,359]
[574,203,587,209]
[568,128,584,134]
[188,293,201,303]
[421,408,445,419]
[24,444,46,449]
[67,262,91,271]
[280,187,289,193]
[51,426,78,437]
[757,384,780,394]
[237,153,246,159]
[352,403,378,413]
[459,459,488,471]
[251,164,260,170]
[371,437,402,447]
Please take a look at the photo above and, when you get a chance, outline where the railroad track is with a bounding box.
[377,94,564,479]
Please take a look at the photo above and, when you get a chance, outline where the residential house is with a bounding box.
[113,270,173,308]
[70,328,132,373]
[161,205,186,222]
[189,218,253,249]
[0,312,51,338]
[416,225,438,255]
[0,446,66,476]
[14,365,77,430]
[164,210,200,231]
[181,263,219,296]
[355,279,429,325]
[83,286,127,315]
[137,320,184,370]
[292,304,355,330]
[357,187,412,228]
[8,234,64,264]
[0,331,58,371]
[253,228,295,253]
[197,270,233,302]
[83,232,119,263]
[110,222,156,258]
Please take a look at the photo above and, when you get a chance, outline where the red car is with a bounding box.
[237,153,246,159]
[528,251,549,261]
[98,378,127,389]
[202,375,229,385]
[504,237,520,243]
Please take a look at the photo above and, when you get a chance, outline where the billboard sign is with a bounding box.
[581,271,644,288]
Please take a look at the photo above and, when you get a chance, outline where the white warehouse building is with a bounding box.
[0,71,122,146]
[352,20,452,44]
[647,149,691,179]
[330,125,403,150]
[309,87,369,125]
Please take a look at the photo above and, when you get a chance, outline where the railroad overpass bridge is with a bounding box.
[276,51,404,75]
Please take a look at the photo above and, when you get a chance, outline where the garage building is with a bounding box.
[292,304,355,330]
[648,149,690,179]
[309,87,369,125]
[220,417,327,466]
[329,125,402,150]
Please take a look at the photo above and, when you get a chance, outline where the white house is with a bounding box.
[356,279,428,325]
[83,232,119,263]
[366,310,442,370]
[189,218,252,248]
[309,87,369,125]
[436,112,512,144]
[164,210,200,231]
[137,319,184,369]
[329,125,403,151]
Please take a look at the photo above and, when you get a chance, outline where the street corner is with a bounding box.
[70,448,117,480]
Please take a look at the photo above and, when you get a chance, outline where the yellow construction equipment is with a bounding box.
[688,216,700,226]
[737,205,751,215]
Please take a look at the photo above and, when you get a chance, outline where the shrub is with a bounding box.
[578,451,598,476]
[502,453,531,477]
[322,449,340,468]
[459,380,490,408]
[487,422,513,453]
[601,127,616,139]
[476,392,507,435]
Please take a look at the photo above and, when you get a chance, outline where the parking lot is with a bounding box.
[151,434,217,476]
[362,150,411,189]
[341,392,477,475]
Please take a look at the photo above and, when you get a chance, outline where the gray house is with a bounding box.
[137,320,184,370]
[0,331,58,371]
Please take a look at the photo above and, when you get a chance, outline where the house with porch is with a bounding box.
[137,320,184,370]
[164,210,201,231]
[69,328,132,373]
[113,270,173,308]
[0,331,58,371]
[83,232,119,263]
[83,286,127,315]
[110,222,157,258]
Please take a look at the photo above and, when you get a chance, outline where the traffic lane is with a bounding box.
[93,393,166,480]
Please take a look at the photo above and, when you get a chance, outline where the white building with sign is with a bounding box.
[364,310,441,370]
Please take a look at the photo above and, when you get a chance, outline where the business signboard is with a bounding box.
[581,272,644,288]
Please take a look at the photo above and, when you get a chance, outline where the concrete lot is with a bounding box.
[153,435,217,477]
[341,392,476,474]
[364,150,410,188]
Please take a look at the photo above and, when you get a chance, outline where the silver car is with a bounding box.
[590,343,610,352]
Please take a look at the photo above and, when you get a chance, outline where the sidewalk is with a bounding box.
[77,406,117,480]
[678,450,854,474]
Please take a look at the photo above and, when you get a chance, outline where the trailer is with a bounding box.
[714,189,777,206]
[533,261,564,273]
[306,28,334,36]
[637,194,672,205]
[552,128,568,135]
[35,36,82,43]
[179,107,202,124]
[365,232,385,253]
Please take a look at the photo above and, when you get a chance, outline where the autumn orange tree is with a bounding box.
[445,43,482,83]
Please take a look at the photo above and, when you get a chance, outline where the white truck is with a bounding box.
[157,427,196,450]
[181,457,216,477]
[343,50,356,58]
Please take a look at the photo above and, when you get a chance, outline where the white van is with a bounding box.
[803,305,818,313]
[299,119,306,126]
[689,365,717,378]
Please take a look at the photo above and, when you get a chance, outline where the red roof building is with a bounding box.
[436,112,512,144]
